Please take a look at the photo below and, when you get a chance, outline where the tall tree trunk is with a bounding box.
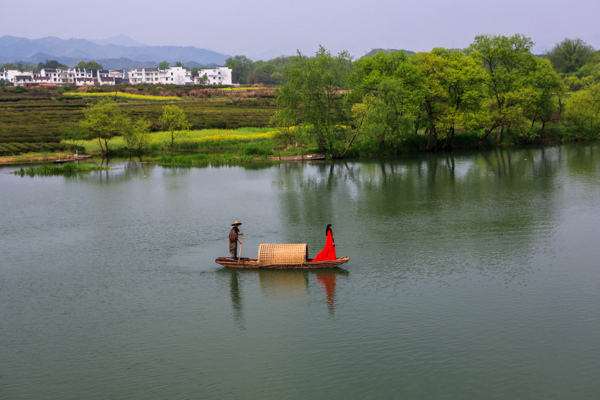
[337,103,370,159]
[443,127,455,150]
[426,126,437,151]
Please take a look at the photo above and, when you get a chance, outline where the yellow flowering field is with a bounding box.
[63,92,181,101]
[217,87,269,91]
[76,127,277,152]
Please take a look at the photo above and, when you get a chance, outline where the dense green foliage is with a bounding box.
[272,47,353,156]
[272,34,598,158]
[75,61,104,76]
[38,60,69,70]
[226,55,296,85]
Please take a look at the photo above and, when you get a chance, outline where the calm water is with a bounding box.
[1,144,599,399]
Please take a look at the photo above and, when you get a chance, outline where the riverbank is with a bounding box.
[0,153,75,165]
[2,134,596,166]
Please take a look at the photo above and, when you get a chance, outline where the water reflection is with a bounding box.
[218,268,349,323]
[272,146,589,282]
[228,270,245,329]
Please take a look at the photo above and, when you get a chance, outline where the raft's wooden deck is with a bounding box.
[215,257,349,269]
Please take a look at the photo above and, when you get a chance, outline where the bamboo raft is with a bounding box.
[215,243,349,269]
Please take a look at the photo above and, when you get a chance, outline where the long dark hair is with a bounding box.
[325,224,332,235]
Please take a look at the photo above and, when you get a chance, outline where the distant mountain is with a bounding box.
[362,48,415,58]
[0,35,230,67]
[89,35,148,47]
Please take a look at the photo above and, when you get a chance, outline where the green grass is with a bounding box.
[13,163,111,176]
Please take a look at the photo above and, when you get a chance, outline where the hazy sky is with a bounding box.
[2,0,599,59]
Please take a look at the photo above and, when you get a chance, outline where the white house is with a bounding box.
[128,68,160,84]
[196,67,232,85]
[108,70,125,79]
[75,78,96,86]
[71,68,93,79]
[0,69,23,83]
[159,66,192,85]
[98,76,116,86]
[14,74,34,86]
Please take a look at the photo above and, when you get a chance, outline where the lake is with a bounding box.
[1,144,599,399]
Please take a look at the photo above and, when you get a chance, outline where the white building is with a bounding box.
[108,70,125,79]
[196,67,232,85]
[128,66,192,85]
[128,68,160,84]
[0,69,23,83]
[76,78,96,86]
[14,74,34,86]
[159,67,192,85]
[72,69,93,79]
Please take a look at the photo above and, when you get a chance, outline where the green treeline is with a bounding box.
[269,34,600,157]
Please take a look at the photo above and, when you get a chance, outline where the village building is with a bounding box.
[3,65,233,86]
[195,67,232,85]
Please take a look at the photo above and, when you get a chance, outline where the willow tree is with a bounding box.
[272,46,353,157]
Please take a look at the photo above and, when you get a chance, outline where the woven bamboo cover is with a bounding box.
[258,243,308,266]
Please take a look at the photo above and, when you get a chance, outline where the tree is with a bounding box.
[123,117,152,152]
[547,38,595,75]
[158,61,170,70]
[59,124,87,153]
[563,83,600,136]
[273,46,353,156]
[575,52,600,78]
[79,98,131,155]
[467,34,539,145]
[159,105,191,149]
[38,60,68,70]
[1,63,19,70]
[196,73,209,85]
[85,61,103,77]
[75,61,104,76]
[225,55,253,84]
[174,61,187,69]
[427,48,487,149]
[348,50,423,149]
[520,57,565,140]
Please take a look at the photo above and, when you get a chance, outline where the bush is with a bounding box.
[240,145,273,156]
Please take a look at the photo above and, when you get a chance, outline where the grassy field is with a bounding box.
[0,85,277,156]
[74,127,278,153]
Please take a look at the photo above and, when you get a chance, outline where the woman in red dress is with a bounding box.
[312,224,336,261]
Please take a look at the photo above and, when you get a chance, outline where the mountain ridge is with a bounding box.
[0,35,230,68]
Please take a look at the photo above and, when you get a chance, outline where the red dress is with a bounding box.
[312,230,336,261]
